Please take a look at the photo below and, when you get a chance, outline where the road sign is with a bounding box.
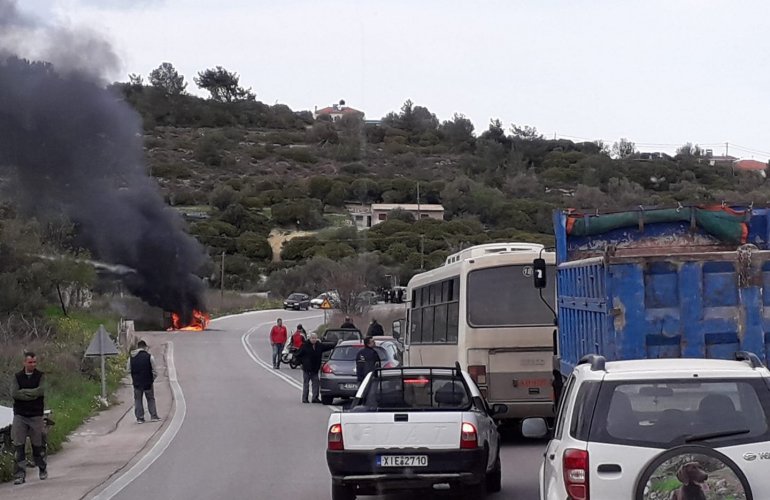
[320,298,333,310]
[85,325,119,357]
[84,324,119,402]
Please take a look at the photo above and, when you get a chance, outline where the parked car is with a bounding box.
[320,328,363,362]
[320,337,404,405]
[283,293,310,310]
[326,365,506,499]
[356,290,380,306]
[523,352,770,500]
[311,291,340,309]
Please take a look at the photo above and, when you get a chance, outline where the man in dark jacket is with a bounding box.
[366,319,384,337]
[356,337,381,382]
[128,340,160,424]
[294,333,334,403]
[340,316,357,329]
[11,352,47,484]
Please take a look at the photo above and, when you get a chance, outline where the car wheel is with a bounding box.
[486,448,502,493]
[331,484,356,500]
[321,395,334,405]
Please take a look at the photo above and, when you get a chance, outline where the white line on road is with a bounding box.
[92,341,187,500]
[240,318,341,411]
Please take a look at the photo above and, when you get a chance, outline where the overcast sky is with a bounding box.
[18,0,770,160]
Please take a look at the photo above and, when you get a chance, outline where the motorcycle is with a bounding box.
[281,340,301,369]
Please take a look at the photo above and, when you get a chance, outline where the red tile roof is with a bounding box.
[734,159,767,171]
[315,106,363,115]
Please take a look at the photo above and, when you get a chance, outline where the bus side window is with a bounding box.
[434,304,448,343]
[412,309,423,343]
[447,303,459,344]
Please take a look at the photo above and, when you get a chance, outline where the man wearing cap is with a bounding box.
[127,340,160,424]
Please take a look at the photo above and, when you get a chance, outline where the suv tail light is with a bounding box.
[563,448,589,500]
[321,363,334,374]
[328,423,344,450]
[468,365,486,385]
[460,422,478,449]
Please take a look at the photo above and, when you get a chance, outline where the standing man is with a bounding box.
[11,352,47,485]
[356,336,381,382]
[128,340,160,424]
[294,333,334,403]
[270,318,288,369]
[340,316,357,329]
[367,318,384,337]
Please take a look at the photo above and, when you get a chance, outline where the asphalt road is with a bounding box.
[107,309,546,500]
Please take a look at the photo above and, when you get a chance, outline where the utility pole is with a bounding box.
[420,235,425,270]
[416,181,421,220]
[725,142,729,157]
[220,251,225,303]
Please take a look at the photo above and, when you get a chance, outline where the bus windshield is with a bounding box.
[467,264,555,327]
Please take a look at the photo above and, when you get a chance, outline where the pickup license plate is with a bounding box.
[378,455,428,467]
[341,383,359,390]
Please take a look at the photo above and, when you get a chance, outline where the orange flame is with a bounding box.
[168,309,210,331]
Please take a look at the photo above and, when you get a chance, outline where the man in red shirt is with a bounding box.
[269,318,288,369]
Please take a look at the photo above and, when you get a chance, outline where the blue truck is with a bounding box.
[549,205,770,376]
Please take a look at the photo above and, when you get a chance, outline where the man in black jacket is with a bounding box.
[294,333,334,403]
[366,318,384,337]
[356,337,381,382]
[340,317,357,329]
[128,340,160,424]
[11,352,47,484]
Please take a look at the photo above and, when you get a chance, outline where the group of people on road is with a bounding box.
[269,316,385,404]
[269,318,307,369]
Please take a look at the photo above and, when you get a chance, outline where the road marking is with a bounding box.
[93,341,186,500]
[241,319,342,412]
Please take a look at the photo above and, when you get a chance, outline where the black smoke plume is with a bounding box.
[0,1,208,320]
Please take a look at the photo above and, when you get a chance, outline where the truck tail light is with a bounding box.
[563,448,589,500]
[322,363,334,374]
[460,422,478,449]
[328,423,344,450]
[468,365,486,385]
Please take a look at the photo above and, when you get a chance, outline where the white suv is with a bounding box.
[523,352,770,500]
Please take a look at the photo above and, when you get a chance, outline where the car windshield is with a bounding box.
[330,345,387,361]
[323,330,362,343]
[588,378,770,447]
[287,294,304,300]
[358,373,471,411]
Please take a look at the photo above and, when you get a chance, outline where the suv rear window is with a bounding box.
[587,379,770,448]
[357,374,471,411]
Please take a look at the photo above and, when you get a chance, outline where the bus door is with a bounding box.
[487,348,553,403]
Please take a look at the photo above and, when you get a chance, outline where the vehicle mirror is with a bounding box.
[533,258,547,289]
[521,417,549,439]
[638,386,674,397]
[490,404,508,416]
[391,319,402,340]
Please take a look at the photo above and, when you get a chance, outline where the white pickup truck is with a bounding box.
[325,365,507,499]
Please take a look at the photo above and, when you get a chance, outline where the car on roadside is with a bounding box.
[320,328,363,363]
[319,337,404,405]
[311,291,340,309]
[326,365,506,499]
[283,292,310,310]
[356,290,380,306]
[522,352,770,500]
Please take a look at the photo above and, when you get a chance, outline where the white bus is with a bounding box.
[403,242,557,423]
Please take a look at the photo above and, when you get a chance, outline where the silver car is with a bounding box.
[319,338,403,405]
